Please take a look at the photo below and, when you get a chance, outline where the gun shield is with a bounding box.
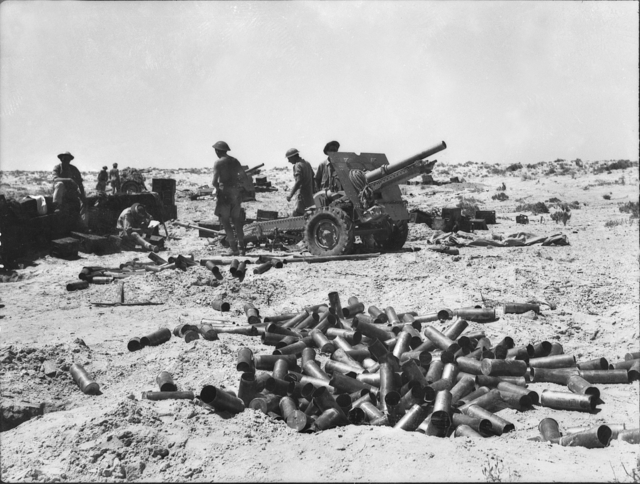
[156,371,177,392]
[540,390,596,412]
[69,363,100,395]
[140,328,171,347]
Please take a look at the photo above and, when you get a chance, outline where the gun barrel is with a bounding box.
[245,163,265,174]
[366,141,446,183]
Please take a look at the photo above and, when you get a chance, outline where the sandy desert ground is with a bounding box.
[0,158,638,482]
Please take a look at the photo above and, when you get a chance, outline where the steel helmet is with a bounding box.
[131,203,147,217]
[285,148,299,159]
[102,166,108,170]
[212,141,230,152]
[323,141,340,154]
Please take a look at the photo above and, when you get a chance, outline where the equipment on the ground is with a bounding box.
[238,142,447,255]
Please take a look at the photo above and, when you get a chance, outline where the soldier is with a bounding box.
[116,203,159,252]
[315,140,342,192]
[212,141,247,256]
[109,163,121,193]
[285,148,315,216]
[96,166,109,192]
[52,152,86,213]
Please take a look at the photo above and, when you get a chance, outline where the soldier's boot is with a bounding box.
[224,240,240,257]
[238,241,246,256]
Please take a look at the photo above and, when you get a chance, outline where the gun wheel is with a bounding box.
[304,207,354,256]
[120,180,144,194]
[373,220,409,251]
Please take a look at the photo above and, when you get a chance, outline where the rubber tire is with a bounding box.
[121,180,143,194]
[304,207,354,256]
[374,220,409,251]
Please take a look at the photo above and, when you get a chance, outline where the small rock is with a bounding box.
[521,310,538,320]
[101,469,112,477]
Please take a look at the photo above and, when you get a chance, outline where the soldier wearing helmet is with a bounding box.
[96,166,109,193]
[285,148,315,216]
[116,202,159,252]
[315,141,342,192]
[110,163,121,193]
[212,141,247,256]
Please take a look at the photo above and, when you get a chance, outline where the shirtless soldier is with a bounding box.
[212,141,246,256]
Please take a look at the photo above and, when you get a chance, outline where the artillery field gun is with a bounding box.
[241,141,447,255]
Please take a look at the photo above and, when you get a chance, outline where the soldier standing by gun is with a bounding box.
[212,141,247,256]
[96,166,109,193]
[315,140,342,192]
[285,148,315,216]
[109,163,121,193]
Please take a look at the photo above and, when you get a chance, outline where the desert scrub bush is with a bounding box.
[551,209,571,225]
[520,172,535,181]
[603,194,611,200]
[593,159,638,174]
[605,219,625,228]
[457,196,481,217]
[506,162,522,172]
[547,197,562,203]
[489,166,507,176]
[491,192,509,201]
[619,201,639,218]
[568,201,581,210]
[514,201,549,214]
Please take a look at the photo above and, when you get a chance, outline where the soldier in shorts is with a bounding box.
[212,141,247,256]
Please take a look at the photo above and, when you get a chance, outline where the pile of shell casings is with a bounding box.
[144,292,640,448]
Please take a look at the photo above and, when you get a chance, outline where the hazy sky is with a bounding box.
[1,1,638,172]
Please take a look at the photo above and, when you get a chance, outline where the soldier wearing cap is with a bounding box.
[110,163,121,193]
[52,152,86,215]
[116,202,159,252]
[285,148,316,216]
[212,141,247,256]
[315,141,342,192]
[96,166,109,192]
